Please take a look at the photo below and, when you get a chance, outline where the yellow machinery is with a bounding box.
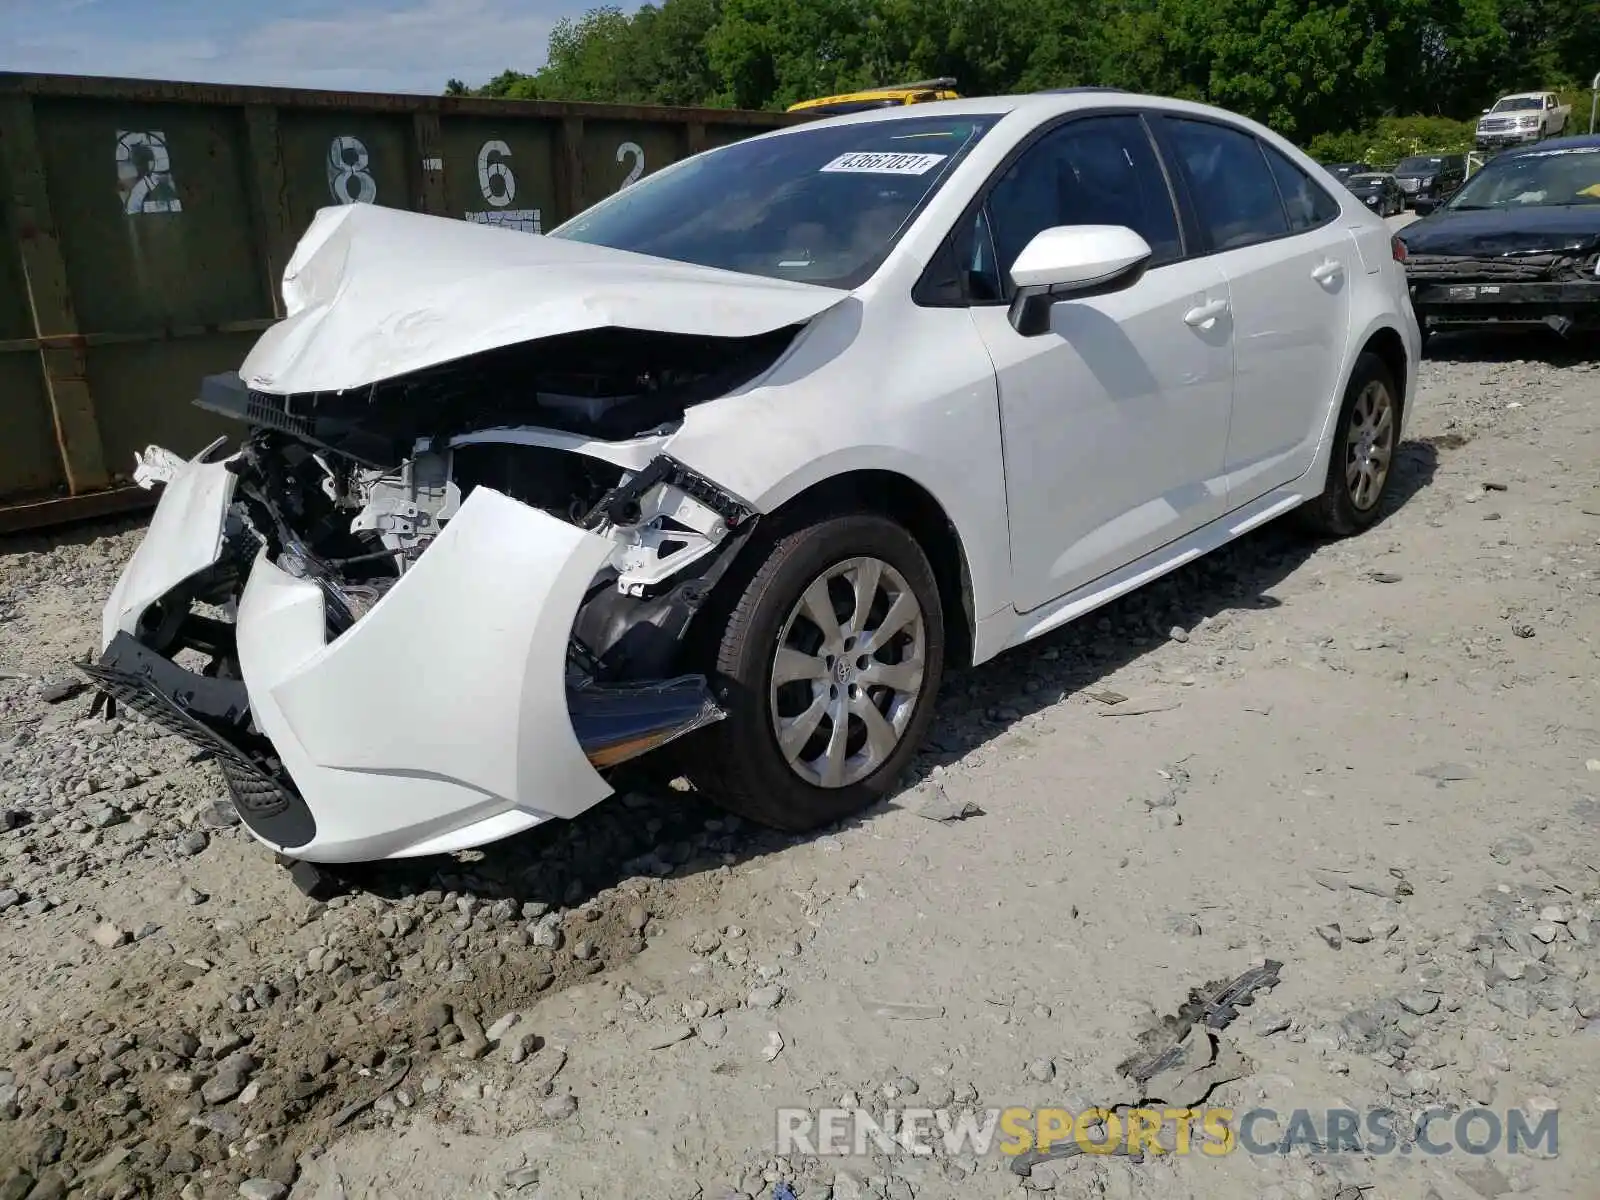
[786,78,961,117]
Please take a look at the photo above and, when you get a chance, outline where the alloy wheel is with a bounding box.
[1345,380,1395,511]
[768,556,926,788]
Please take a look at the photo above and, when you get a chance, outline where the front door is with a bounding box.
[962,113,1236,613]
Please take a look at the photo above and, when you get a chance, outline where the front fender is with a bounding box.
[101,450,238,652]
[677,440,1006,627]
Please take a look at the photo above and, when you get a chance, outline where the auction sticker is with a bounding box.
[820,152,947,175]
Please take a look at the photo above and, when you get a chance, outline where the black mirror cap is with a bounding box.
[1007,255,1153,337]
[1413,197,1438,216]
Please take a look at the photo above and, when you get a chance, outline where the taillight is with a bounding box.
[1391,235,1408,263]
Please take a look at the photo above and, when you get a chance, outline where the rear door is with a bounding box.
[1154,116,1355,509]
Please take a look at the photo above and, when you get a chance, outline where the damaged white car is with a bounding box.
[90,92,1419,863]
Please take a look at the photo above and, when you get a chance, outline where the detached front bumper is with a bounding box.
[90,454,721,863]
[1411,280,1600,334]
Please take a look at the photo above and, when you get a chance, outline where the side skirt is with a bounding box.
[975,481,1313,662]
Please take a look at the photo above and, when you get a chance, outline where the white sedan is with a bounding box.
[91,90,1420,863]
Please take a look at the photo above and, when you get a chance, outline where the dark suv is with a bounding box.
[1392,153,1467,209]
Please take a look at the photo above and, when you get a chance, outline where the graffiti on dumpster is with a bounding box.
[327,135,378,204]
[617,141,645,188]
[465,138,542,232]
[116,131,183,215]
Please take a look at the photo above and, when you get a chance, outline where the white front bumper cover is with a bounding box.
[93,456,720,863]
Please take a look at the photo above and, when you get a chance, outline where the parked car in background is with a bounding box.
[1320,161,1372,183]
[1397,134,1600,341]
[1393,153,1467,209]
[88,91,1419,864]
[1343,171,1407,216]
[1476,91,1570,151]
[787,77,961,116]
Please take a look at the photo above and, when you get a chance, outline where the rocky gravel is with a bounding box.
[1,331,1598,1199]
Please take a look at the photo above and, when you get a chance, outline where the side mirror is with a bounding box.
[1482,107,1492,114]
[1007,225,1154,336]
[1413,197,1438,216]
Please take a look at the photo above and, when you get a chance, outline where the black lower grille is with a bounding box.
[79,659,254,768]
[80,634,318,849]
[217,756,294,817]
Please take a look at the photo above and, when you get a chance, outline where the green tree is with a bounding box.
[444,0,1600,148]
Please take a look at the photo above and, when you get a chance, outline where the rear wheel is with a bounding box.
[688,513,945,831]
[1298,352,1401,537]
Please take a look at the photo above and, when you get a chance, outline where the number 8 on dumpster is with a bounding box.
[116,131,182,215]
[328,135,378,205]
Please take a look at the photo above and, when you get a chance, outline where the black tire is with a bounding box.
[687,512,945,831]
[1297,351,1402,537]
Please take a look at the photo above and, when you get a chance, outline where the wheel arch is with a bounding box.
[1320,318,1412,451]
[760,469,978,670]
[1362,325,1409,415]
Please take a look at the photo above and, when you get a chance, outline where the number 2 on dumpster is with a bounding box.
[616,141,645,189]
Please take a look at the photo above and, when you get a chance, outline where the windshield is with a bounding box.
[1348,173,1386,184]
[1492,97,1543,113]
[1325,163,1367,179]
[1396,157,1444,173]
[549,114,998,288]
[1445,145,1600,210]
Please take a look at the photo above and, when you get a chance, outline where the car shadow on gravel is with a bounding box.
[887,435,1440,785]
[326,438,1441,924]
[0,513,149,558]
[1426,327,1597,365]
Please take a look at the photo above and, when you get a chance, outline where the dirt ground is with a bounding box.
[2,326,1598,1200]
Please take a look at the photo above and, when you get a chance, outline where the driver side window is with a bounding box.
[967,114,1183,302]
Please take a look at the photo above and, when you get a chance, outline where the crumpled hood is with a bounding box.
[241,203,849,396]
[1399,205,1600,257]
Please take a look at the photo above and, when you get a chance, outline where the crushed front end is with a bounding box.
[1405,245,1600,337]
[88,362,766,863]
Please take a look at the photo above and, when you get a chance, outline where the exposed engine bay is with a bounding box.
[210,422,757,680]
[186,323,793,679]
[87,325,797,857]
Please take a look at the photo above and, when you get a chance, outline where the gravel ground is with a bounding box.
[2,329,1598,1200]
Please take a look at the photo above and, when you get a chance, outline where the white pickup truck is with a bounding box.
[1475,91,1570,150]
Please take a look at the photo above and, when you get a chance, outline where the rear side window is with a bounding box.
[1165,118,1289,250]
[1261,143,1341,231]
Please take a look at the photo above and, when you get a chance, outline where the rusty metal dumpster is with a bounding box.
[0,73,804,532]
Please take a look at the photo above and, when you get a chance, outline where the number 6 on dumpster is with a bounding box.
[478,139,516,206]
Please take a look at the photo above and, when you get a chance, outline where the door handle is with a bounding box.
[1183,299,1229,327]
[1311,260,1344,283]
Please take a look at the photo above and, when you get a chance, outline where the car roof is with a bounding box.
[1500,133,1600,157]
[776,89,1291,131]
[1496,91,1551,100]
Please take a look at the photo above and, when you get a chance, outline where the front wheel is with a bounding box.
[687,513,945,831]
[1297,352,1401,537]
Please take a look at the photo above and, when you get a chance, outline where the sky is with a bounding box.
[0,0,591,94]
